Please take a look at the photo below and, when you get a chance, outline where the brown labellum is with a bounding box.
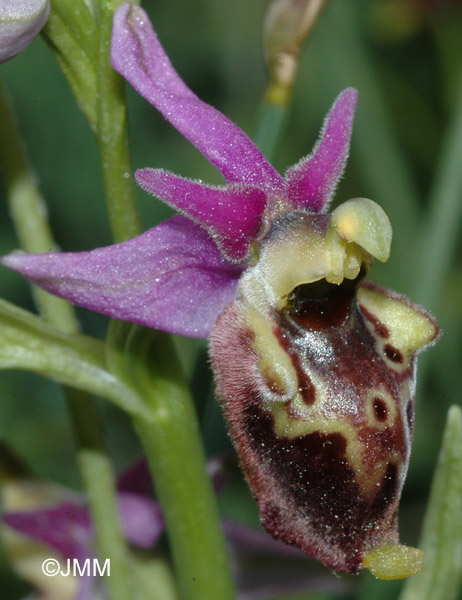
[210,206,439,577]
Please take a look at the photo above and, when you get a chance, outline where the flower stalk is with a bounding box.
[43,0,141,241]
[67,390,136,600]
[42,0,98,127]
[263,0,330,105]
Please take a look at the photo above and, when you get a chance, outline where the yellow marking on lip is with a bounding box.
[268,394,396,500]
[244,306,299,402]
[358,286,439,357]
[364,388,397,428]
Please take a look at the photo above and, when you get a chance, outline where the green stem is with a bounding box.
[136,416,235,600]
[96,0,141,242]
[107,324,235,600]
[43,0,98,128]
[0,82,133,600]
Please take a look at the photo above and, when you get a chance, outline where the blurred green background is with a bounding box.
[0,0,461,598]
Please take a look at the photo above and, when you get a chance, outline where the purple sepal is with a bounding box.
[0,0,50,64]
[111,3,284,195]
[136,169,266,261]
[1,216,242,339]
[285,88,357,212]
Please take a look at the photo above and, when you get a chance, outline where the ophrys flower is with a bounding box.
[1,2,439,578]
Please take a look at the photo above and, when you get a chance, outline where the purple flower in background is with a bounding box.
[2,455,345,600]
[1,2,439,579]
[1,458,163,600]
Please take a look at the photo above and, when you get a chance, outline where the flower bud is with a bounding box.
[0,0,50,63]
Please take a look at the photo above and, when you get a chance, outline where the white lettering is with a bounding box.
[60,559,71,577]
[47,557,110,577]
[93,558,111,577]
[74,558,91,577]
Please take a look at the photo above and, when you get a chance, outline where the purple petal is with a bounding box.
[3,501,91,560]
[75,575,97,600]
[136,170,266,261]
[111,3,284,195]
[285,88,358,212]
[118,492,164,549]
[2,216,242,338]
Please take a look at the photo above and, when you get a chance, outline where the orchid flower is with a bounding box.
[1,2,439,579]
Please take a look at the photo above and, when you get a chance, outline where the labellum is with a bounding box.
[210,198,439,578]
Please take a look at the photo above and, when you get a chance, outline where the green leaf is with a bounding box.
[0,299,148,419]
[399,405,462,600]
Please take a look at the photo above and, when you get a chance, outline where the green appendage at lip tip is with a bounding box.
[363,542,424,580]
